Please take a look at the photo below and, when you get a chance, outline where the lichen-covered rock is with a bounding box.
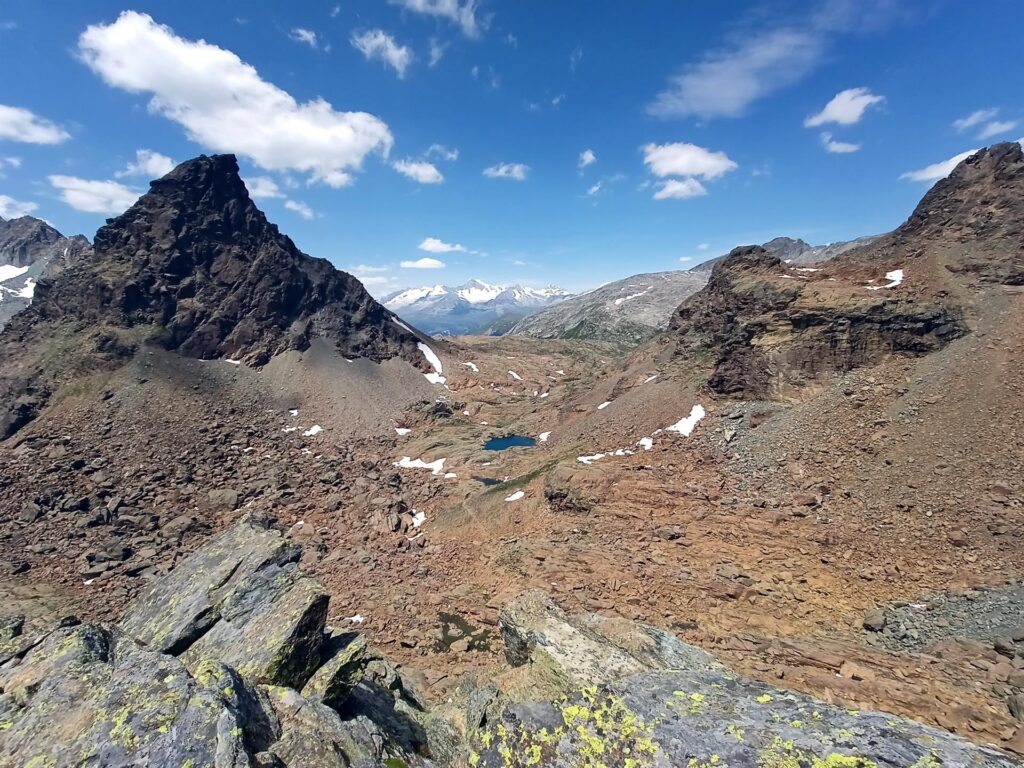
[301,632,369,709]
[0,624,250,768]
[479,591,1021,767]
[181,561,328,689]
[119,512,300,654]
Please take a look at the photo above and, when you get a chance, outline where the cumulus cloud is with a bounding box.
[483,162,529,180]
[0,194,38,218]
[585,181,603,196]
[653,178,707,200]
[977,120,1018,140]
[351,29,413,78]
[49,175,139,214]
[805,87,884,127]
[284,199,315,219]
[244,176,284,199]
[426,143,458,161]
[953,108,998,132]
[820,132,860,153]
[78,12,393,188]
[642,142,737,179]
[115,148,176,178]
[401,256,446,269]
[351,264,393,288]
[578,148,596,169]
[0,104,70,144]
[388,0,484,39]
[418,237,466,253]
[393,159,444,183]
[289,28,318,48]
[900,149,979,183]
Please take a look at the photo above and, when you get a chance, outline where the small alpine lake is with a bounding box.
[483,434,537,451]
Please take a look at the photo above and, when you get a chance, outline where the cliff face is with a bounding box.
[669,143,1024,398]
[0,154,428,438]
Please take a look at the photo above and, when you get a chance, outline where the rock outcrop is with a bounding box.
[473,591,1019,767]
[0,154,429,439]
[667,143,1024,398]
[0,514,436,767]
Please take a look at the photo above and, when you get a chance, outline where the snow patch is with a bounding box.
[15,278,35,299]
[504,490,525,502]
[463,361,479,372]
[0,264,29,282]
[637,437,654,450]
[225,359,242,365]
[538,431,551,442]
[418,342,447,384]
[411,511,426,528]
[289,409,299,417]
[282,426,298,433]
[392,317,414,332]
[597,401,611,410]
[865,269,904,291]
[643,374,658,384]
[613,288,651,306]
[666,404,706,437]
[395,456,446,475]
[395,427,411,436]
[303,425,323,437]
[508,370,523,381]
[345,614,366,624]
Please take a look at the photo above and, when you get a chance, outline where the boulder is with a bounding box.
[301,632,370,709]
[182,561,328,689]
[119,512,300,654]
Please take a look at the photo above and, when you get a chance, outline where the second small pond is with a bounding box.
[483,435,537,451]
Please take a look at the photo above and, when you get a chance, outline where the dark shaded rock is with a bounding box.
[863,607,887,632]
[301,632,370,709]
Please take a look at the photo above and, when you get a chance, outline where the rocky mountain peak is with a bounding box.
[0,215,66,268]
[22,153,424,366]
[902,141,1024,245]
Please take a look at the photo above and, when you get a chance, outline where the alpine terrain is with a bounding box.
[3,4,1024,767]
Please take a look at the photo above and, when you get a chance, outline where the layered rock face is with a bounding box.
[669,143,1024,398]
[0,154,426,438]
[0,515,436,768]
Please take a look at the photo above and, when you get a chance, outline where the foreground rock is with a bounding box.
[472,591,1020,767]
[0,515,435,767]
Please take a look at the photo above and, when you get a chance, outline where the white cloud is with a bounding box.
[351,264,393,287]
[0,104,70,144]
[653,178,707,200]
[578,148,596,169]
[679,256,693,263]
[585,181,602,196]
[244,176,284,199]
[0,156,21,177]
[78,12,392,188]
[351,29,413,78]
[642,142,737,180]
[289,28,318,48]
[483,162,529,180]
[900,149,979,183]
[393,159,443,183]
[116,148,175,178]
[428,38,447,67]
[48,175,139,214]
[977,120,1018,140]
[330,5,341,18]
[649,27,823,118]
[388,0,483,38]
[953,108,998,132]
[284,199,315,219]
[426,143,458,161]
[569,44,583,72]
[0,194,38,218]
[401,256,446,269]
[355,274,392,287]
[352,264,390,273]
[805,87,884,127]
[820,132,860,153]
[697,243,710,251]
[418,237,466,253]
[513,259,526,266]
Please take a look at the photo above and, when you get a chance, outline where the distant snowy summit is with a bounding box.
[383,278,572,335]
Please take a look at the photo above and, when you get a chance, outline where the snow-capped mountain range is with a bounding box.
[383,278,572,335]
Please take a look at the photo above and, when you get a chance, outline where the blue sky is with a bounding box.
[1,0,1022,295]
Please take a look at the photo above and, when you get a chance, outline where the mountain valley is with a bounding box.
[2,145,1024,765]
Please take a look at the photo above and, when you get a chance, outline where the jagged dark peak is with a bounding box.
[901,141,1024,241]
[711,245,783,274]
[12,153,426,367]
